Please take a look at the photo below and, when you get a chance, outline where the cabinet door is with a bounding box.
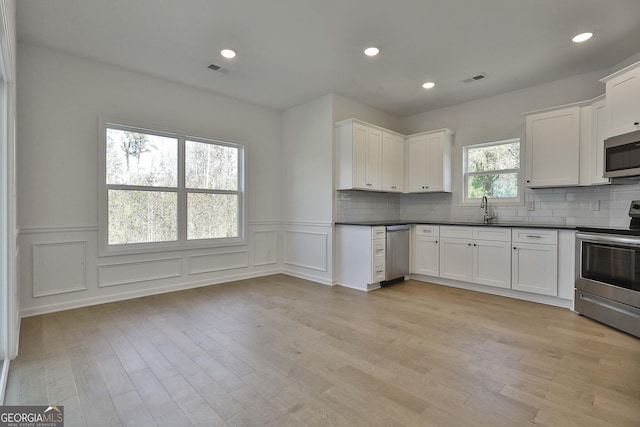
[525,107,580,187]
[366,127,383,190]
[512,243,558,296]
[414,236,439,276]
[382,132,405,192]
[425,132,446,192]
[439,238,472,282]
[605,67,640,137]
[590,98,610,185]
[352,122,369,189]
[473,240,511,289]
[407,135,428,192]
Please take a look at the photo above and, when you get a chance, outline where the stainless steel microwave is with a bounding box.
[604,129,640,178]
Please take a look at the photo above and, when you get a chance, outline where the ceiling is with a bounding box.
[15,0,640,117]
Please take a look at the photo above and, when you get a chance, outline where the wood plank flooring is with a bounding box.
[5,275,640,426]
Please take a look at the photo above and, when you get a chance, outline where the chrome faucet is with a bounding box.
[480,196,495,224]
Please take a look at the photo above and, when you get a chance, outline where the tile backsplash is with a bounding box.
[336,182,640,227]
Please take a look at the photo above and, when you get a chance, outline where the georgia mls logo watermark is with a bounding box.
[0,406,63,427]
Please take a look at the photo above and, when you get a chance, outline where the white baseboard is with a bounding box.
[410,274,573,309]
[20,268,282,318]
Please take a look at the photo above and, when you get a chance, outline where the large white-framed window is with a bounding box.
[462,138,521,205]
[99,119,245,255]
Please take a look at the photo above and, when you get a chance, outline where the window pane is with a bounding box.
[108,190,177,244]
[106,128,178,187]
[187,193,238,240]
[467,173,519,199]
[467,141,520,172]
[185,140,238,190]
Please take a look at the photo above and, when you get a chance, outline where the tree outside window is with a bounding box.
[463,139,520,203]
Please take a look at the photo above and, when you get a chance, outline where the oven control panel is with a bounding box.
[630,200,640,218]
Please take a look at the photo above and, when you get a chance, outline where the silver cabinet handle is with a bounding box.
[526,235,542,238]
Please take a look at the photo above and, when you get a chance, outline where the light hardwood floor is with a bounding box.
[5,275,640,426]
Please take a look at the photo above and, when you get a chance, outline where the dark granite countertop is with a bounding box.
[335,220,578,230]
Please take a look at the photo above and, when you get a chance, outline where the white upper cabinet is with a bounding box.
[336,120,383,191]
[601,61,640,138]
[579,96,609,186]
[407,129,454,193]
[525,105,580,188]
[382,131,405,192]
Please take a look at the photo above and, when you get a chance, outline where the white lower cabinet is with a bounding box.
[438,226,511,289]
[511,229,558,296]
[413,225,440,276]
[336,225,386,291]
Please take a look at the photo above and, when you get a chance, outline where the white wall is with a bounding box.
[17,42,283,316]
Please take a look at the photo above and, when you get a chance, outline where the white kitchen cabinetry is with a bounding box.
[525,105,580,188]
[336,120,383,191]
[511,229,558,296]
[382,131,405,192]
[600,60,640,137]
[439,226,511,289]
[412,225,439,276]
[407,129,454,193]
[579,96,609,186]
[336,225,385,291]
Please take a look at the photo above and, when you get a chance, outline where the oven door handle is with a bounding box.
[576,232,640,247]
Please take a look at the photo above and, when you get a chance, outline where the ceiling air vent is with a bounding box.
[208,64,222,71]
[463,73,486,83]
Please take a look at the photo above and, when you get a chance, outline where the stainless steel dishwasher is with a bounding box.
[385,225,410,283]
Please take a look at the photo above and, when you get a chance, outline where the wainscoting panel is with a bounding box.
[253,230,277,266]
[33,241,87,297]
[284,230,328,272]
[98,257,182,287]
[188,250,249,275]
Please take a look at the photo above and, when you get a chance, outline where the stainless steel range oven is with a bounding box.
[575,232,640,338]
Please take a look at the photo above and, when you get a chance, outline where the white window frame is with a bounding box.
[461,138,523,206]
[98,118,246,256]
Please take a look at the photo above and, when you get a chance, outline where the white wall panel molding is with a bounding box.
[33,241,87,297]
[188,249,249,275]
[19,225,98,236]
[98,257,182,288]
[252,230,277,266]
[283,230,328,272]
[20,269,281,318]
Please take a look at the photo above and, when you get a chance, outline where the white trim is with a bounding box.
[20,269,283,318]
[98,117,247,257]
[411,274,572,309]
[98,257,183,287]
[0,358,9,404]
[283,230,329,272]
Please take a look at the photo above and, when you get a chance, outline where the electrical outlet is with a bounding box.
[590,200,600,211]
[526,201,535,211]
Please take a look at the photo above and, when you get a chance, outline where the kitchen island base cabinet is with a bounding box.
[336,225,386,291]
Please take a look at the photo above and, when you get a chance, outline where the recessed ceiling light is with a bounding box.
[422,82,435,89]
[364,47,380,57]
[572,32,593,43]
[221,49,237,59]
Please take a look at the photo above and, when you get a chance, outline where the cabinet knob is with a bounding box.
[526,180,531,183]
[435,240,438,244]
[468,243,471,246]
[513,247,517,250]
[473,244,477,247]
[635,122,639,126]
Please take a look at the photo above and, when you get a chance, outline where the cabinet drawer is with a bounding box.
[440,226,473,239]
[415,225,439,237]
[512,228,558,244]
[472,227,511,242]
[372,260,386,283]
[372,239,386,260]
[372,226,386,240]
